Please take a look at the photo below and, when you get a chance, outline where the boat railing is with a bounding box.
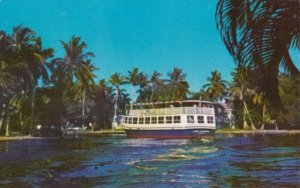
[129,106,214,116]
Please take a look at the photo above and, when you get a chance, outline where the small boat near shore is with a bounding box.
[121,100,216,139]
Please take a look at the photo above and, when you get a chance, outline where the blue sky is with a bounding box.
[0,0,236,92]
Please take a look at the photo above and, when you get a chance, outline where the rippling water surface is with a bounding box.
[0,134,299,187]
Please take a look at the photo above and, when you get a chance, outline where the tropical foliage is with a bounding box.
[0,26,53,136]
[49,36,97,128]
[216,0,300,108]
[203,71,227,101]
[1,21,300,136]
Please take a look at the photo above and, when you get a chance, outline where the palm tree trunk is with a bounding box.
[150,87,154,103]
[5,100,10,137]
[29,80,37,136]
[243,105,248,129]
[82,88,86,129]
[242,100,256,130]
[0,103,6,131]
[260,104,266,130]
[131,86,135,111]
[20,109,24,134]
[113,89,119,129]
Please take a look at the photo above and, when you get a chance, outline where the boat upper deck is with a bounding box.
[128,100,214,116]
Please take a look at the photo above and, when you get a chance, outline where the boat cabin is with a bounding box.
[122,100,215,126]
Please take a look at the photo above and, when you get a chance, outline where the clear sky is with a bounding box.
[0,0,236,92]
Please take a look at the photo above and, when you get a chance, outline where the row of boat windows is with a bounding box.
[124,116,214,124]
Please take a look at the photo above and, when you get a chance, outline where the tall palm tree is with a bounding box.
[49,36,96,128]
[136,72,148,101]
[109,73,126,126]
[216,0,300,108]
[0,26,53,135]
[74,61,97,128]
[149,71,164,103]
[127,67,146,106]
[167,67,189,101]
[127,67,139,99]
[49,36,95,86]
[1,30,16,135]
[203,71,227,102]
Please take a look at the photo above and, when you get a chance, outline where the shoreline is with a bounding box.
[1,129,300,141]
[216,129,300,134]
[80,129,300,135]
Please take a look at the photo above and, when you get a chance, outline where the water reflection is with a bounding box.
[0,134,299,187]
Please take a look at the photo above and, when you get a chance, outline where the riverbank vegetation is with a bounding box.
[0,1,299,136]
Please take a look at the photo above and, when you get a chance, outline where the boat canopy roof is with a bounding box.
[132,100,213,109]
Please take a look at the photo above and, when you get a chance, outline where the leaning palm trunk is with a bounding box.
[242,100,256,130]
[243,106,248,129]
[260,104,266,130]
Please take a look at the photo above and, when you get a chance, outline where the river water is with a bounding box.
[0,134,299,187]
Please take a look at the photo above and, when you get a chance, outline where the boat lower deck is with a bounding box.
[125,128,215,139]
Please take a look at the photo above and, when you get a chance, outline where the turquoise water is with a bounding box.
[0,134,299,187]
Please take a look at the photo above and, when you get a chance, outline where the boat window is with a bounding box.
[145,117,150,124]
[158,116,164,124]
[125,117,128,124]
[174,116,181,123]
[129,117,132,124]
[207,116,214,123]
[151,117,157,124]
[187,115,194,123]
[139,117,144,124]
[166,116,172,124]
[197,116,204,123]
[133,117,138,124]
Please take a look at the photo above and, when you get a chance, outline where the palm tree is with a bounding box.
[127,67,139,100]
[136,72,148,101]
[0,30,16,135]
[13,26,53,134]
[127,67,147,107]
[203,71,227,102]
[149,71,164,103]
[0,26,53,135]
[74,61,97,128]
[49,36,96,128]
[216,0,300,108]
[50,36,95,83]
[229,67,256,130]
[109,73,126,127]
[167,67,189,101]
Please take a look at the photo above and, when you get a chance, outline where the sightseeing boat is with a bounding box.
[121,100,216,138]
